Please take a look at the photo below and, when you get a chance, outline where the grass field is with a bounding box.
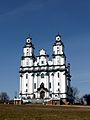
[0,104,90,120]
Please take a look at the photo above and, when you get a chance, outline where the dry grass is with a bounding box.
[0,104,90,120]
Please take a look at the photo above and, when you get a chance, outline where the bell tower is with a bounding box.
[19,36,35,98]
[52,34,66,65]
[22,37,35,67]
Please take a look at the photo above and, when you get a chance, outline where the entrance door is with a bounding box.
[40,91,45,99]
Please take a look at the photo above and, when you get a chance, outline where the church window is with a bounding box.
[58,82,60,86]
[41,61,44,64]
[32,74,34,77]
[49,82,51,88]
[26,49,29,56]
[26,52,28,55]
[34,83,36,89]
[26,83,28,87]
[57,47,59,50]
[57,47,60,54]
[50,94,52,97]
[57,50,59,54]
[33,94,36,99]
[46,72,49,76]
[41,73,44,78]
[58,88,60,91]
[51,73,54,76]
[58,73,59,78]
[26,74,28,79]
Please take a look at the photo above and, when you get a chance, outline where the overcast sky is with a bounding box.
[0,0,90,98]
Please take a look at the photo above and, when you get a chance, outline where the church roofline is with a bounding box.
[20,63,66,68]
[52,53,66,57]
[36,54,49,58]
[21,55,35,60]
[39,48,46,51]
[19,65,67,73]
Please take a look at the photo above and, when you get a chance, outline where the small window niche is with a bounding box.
[26,74,28,79]
[49,82,51,88]
[26,83,28,87]
[58,73,59,78]
[26,89,28,92]
[41,61,44,64]
[58,82,60,86]
[34,83,36,89]
[41,73,44,78]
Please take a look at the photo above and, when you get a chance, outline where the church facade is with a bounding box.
[19,34,72,102]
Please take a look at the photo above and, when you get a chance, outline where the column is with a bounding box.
[52,73,54,99]
[36,73,39,98]
[46,72,49,98]
[19,74,22,98]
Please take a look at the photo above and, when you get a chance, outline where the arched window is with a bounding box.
[41,61,44,64]
[49,82,51,88]
[34,83,36,89]
[31,74,34,77]
[33,94,36,99]
[58,73,59,78]
[41,73,44,78]
[26,49,29,56]
[26,89,27,92]
[51,73,54,76]
[26,74,28,79]
[58,82,60,86]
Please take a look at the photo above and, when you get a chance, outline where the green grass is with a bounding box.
[0,104,90,120]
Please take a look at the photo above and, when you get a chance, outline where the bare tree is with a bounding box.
[0,92,9,103]
[71,87,79,103]
[83,94,90,105]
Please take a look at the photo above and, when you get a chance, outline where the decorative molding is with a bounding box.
[21,55,35,60]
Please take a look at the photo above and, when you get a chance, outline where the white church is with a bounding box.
[19,34,73,104]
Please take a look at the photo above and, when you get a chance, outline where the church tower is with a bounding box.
[52,34,66,65]
[51,34,67,100]
[19,37,35,98]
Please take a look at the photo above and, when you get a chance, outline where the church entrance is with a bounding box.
[40,91,45,99]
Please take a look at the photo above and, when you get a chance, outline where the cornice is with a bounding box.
[19,67,66,73]
[21,55,35,60]
[52,53,66,57]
